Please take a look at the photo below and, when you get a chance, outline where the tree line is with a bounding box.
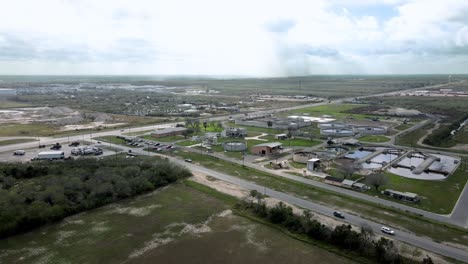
[0,156,192,238]
[238,191,433,264]
[423,113,468,147]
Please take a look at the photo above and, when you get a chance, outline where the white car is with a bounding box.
[381,226,395,235]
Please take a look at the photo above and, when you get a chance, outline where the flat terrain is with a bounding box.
[0,138,37,146]
[170,150,468,247]
[0,182,355,264]
[358,135,391,143]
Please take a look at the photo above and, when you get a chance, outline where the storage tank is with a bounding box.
[223,141,247,152]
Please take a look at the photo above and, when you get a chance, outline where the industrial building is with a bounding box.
[251,142,283,156]
[151,127,187,138]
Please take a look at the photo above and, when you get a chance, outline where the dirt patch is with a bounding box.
[191,172,249,199]
[60,121,126,131]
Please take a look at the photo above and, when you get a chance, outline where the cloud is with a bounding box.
[0,0,467,75]
[266,19,296,33]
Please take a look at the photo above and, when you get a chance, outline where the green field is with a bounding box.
[95,135,128,146]
[142,134,185,142]
[370,169,468,214]
[123,129,154,136]
[394,124,413,131]
[358,135,391,143]
[371,96,468,120]
[0,100,31,108]
[0,182,355,264]
[170,150,468,247]
[395,123,434,147]
[288,104,377,120]
[0,138,37,146]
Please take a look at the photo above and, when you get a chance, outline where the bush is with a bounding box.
[0,156,191,238]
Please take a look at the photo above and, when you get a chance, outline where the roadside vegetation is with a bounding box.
[237,198,435,264]
[358,135,391,143]
[0,156,191,238]
[0,138,37,146]
[395,123,434,147]
[423,114,468,148]
[170,150,468,247]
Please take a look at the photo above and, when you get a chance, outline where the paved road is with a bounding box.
[89,139,468,262]
[124,144,468,263]
[179,145,467,227]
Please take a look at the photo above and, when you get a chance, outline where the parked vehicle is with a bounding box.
[38,144,46,148]
[13,150,26,156]
[381,226,395,235]
[184,159,192,163]
[333,211,345,219]
[36,151,65,160]
[69,141,80,147]
[50,143,62,150]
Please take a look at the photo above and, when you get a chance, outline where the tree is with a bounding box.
[422,255,434,264]
[337,161,359,179]
[267,120,273,127]
[366,172,388,191]
[203,121,208,131]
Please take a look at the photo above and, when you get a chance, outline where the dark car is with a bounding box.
[68,141,80,147]
[333,211,345,219]
[38,144,46,148]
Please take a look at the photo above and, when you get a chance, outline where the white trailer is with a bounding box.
[36,151,65,160]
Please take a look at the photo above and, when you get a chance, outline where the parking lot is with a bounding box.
[0,141,120,163]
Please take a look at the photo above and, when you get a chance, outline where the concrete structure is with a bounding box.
[235,116,312,130]
[342,179,369,191]
[293,151,317,163]
[383,189,420,203]
[151,127,187,138]
[354,126,387,135]
[203,132,219,145]
[320,128,354,137]
[222,127,247,138]
[251,142,283,156]
[223,141,247,152]
[275,134,288,140]
[307,158,321,172]
[341,138,361,146]
[288,115,335,123]
[318,123,348,129]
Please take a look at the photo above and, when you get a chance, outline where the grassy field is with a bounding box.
[0,100,31,108]
[259,134,323,147]
[123,129,154,136]
[368,169,468,214]
[289,104,373,120]
[0,182,355,264]
[95,135,129,146]
[142,134,185,142]
[358,135,391,143]
[395,123,434,147]
[170,150,468,247]
[371,96,468,120]
[394,124,413,131]
[0,138,37,146]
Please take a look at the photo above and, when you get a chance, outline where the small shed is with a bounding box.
[251,142,283,156]
[307,158,321,172]
[342,179,354,188]
[275,134,288,140]
[324,176,343,187]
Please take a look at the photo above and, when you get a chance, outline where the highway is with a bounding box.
[119,144,468,263]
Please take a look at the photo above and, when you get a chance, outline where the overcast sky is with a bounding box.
[1,0,468,76]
